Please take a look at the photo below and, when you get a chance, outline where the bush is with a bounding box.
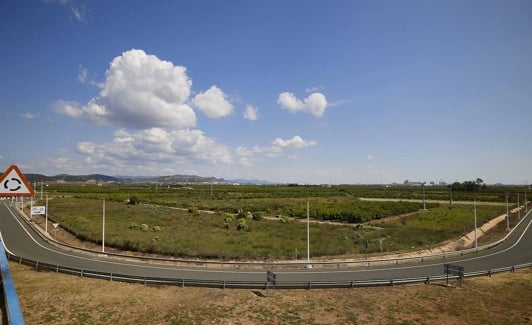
[188,206,199,215]
[127,196,140,205]
[236,218,248,231]
[140,224,149,231]
[252,212,264,221]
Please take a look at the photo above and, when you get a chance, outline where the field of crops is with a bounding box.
[32,183,523,260]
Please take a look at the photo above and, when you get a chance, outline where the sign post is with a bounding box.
[0,165,35,197]
[444,263,464,286]
[266,270,277,295]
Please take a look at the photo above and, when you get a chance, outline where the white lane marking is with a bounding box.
[280,212,532,275]
[2,204,258,275]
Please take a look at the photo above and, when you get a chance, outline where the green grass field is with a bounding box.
[30,182,520,260]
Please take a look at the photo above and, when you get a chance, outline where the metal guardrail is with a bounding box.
[4,253,532,289]
[2,201,531,291]
[0,237,25,325]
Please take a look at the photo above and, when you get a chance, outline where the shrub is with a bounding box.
[151,225,161,232]
[127,196,140,205]
[188,206,199,215]
[279,216,291,223]
[252,212,264,221]
[236,218,248,231]
[140,224,149,231]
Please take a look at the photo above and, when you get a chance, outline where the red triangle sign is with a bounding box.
[0,165,35,197]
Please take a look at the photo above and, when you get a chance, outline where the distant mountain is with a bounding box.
[23,173,277,185]
[25,174,119,183]
[229,178,276,185]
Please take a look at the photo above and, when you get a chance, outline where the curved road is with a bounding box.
[1,202,531,287]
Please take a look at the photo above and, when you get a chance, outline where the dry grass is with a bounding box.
[10,262,531,325]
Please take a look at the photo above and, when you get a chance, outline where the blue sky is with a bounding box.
[1,0,531,184]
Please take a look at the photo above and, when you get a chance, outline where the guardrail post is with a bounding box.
[81,269,84,278]
[182,278,185,287]
[223,281,226,289]
[110,273,113,281]
[511,266,515,273]
[308,282,312,290]
[390,278,394,287]
[425,276,430,284]
[488,270,491,277]
[351,280,354,289]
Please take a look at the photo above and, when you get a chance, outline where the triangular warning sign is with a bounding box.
[0,165,35,197]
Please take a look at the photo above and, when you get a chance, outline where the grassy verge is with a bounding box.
[10,262,531,325]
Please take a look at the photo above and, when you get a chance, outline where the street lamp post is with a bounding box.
[102,198,106,253]
[422,182,426,210]
[45,194,49,234]
[517,194,520,219]
[306,201,310,265]
[473,197,478,249]
[506,194,510,231]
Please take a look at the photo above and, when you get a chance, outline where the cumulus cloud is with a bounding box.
[243,105,259,121]
[192,85,233,118]
[277,92,328,117]
[76,128,233,167]
[55,49,197,129]
[52,100,83,118]
[273,135,317,148]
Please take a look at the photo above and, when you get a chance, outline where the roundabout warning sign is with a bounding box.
[0,165,35,197]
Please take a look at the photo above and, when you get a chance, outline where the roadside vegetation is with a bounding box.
[11,262,531,324]
[26,182,525,260]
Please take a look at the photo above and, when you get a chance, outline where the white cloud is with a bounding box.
[44,0,86,23]
[306,85,324,93]
[192,85,233,118]
[71,6,85,23]
[21,112,40,119]
[243,104,259,121]
[55,49,197,129]
[76,128,234,168]
[277,91,328,117]
[277,92,304,112]
[52,100,83,118]
[273,135,317,148]
[77,64,88,83]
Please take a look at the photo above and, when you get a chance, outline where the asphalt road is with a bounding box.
[1,201,531,286]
